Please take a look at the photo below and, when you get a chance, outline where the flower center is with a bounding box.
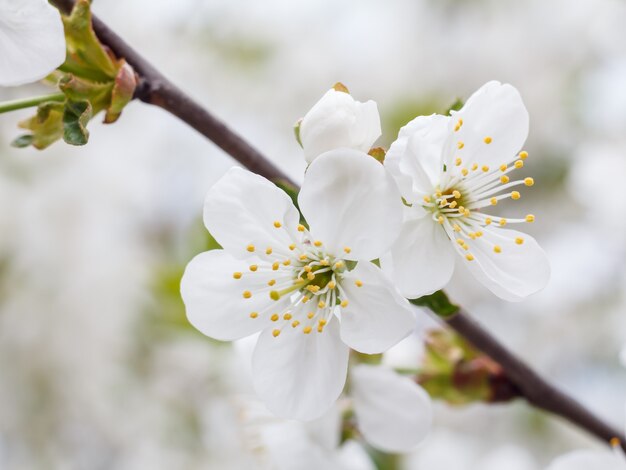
[421,148,536,260]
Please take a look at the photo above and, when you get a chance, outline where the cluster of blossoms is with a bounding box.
[181,80,551,452]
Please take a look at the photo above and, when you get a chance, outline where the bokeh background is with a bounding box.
[1,0,626,468]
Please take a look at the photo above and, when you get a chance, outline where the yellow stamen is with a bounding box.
[334,261,344,269]
[340,300,349,308]
[452,190,462,199]
[303,326,312,334]
[511,191,521,200]
[438,216,445,224]
[243,291,252,299]
[455,157,462,166]
[272,329,281,337]
[318,319,327,327]
[265,247,273,255]
[273,221,282,228]
[344,246,351,254]
[500,175,509,184]
[490,197,498,206]
[484,136,492,144]
[284,313,292,320]
[457,141,465,149]
[499,219,507,226]
[515,237,524,245]
[307,312,314,319]
[493,245,502,254]
[485,218,492,225]
[461,168,469,176]
[519,151,528,160]
[283,259,291,266]
[327,281,336,289]
[471,163,478,171]
[482,165,490,172]
[268,279,276,286]
[250,312,258,319]
[307,272,315,280]
[514,160,524,169]
[314,240,322,247]
[526,214,535,223]
[249,265,258,272]
[271,314,279,321]
[500,164,507,172]
[524,177,534,186]
[272,262,279,271]
[233,272,242,279]
[453,224,461,232]
[319,259,330,266]
[304,265,312,273]
[297,224,305,232]
[299,254,308,261]
[466,254,474,261]
[246,244,255,252]
[288,243,296,251]
[292,320,300,328]
[318,301,326,309]
[449,201,458,209]
[355,280,363,287]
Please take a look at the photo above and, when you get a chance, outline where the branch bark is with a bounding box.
[50,0,626,452]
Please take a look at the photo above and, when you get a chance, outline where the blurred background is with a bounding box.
[1,0,626,468]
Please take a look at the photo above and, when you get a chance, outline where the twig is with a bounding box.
[50,0,626,451]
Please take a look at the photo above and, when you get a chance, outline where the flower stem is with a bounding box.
[0,93,65,114]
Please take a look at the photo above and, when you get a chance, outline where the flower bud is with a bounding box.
[299,84,381,163]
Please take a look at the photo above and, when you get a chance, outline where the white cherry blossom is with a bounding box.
[0,0,66,86]
[383,81,550,301]
[350,364,432,452]
[546,443,626,470]
[299,85,381,164]
[181,149,416,420]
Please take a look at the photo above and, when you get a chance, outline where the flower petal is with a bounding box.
[459,226,550,301]
[380,210,456,298]
[339,261,416,354]
[385,114,450,203]
[252,318,349,421]
[299,149,402,261]
[446,81,529,169]
[351,364,432,452]
[546,450,626,470]
[0,0,66,86]
[204,167,301,259]
[300,88,381,164]
[180,249,280,341]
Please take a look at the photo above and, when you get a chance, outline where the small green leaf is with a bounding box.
[63,100,92,146]
[11,135,34,148]
[409,290,459,317]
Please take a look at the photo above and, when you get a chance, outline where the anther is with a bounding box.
[233,272,242,279]
[457,141,465,149]
[455,157,462,166]
[327,281,336,289]
[271,314,279,322]
[340,300,349,308]
[449,201,458,209]
[344,246,351,254]
[272,262,280,271]
[519,151,528,160]
[500,175,509,184]
[297,224,305,232]
[243,291,252,299]
[437,215,445,224]
[511,191,521,200]
[307,272,315,280]
[423,195,431,203]
[318,301,326,309]
[318,319,327,327]
[304,265,312,273]
[493,245,502,254]
[485,218,492,225]
[453,190,461,199]
[484,136,492,144]
[500,164,507,172]
[288,244,296,251]
[471,163,478,171]
[291,320,300,328]
[490,197,498,205]
[273,221,282,228]
[525,214,535,223]
[499,219,507,226]
[265,247,273,255]
[268,279,276,286]
[299,254,308,261]
[249,264,258,272]
[610,437,621,448]
[303,326,312,334]
[314,240,322,247]
[250,312,258,319]
[482,165,489,172]
[461,168,469,176]
[246,244,255,252]
[284,313,292,320]
[515,237,524,245]
[272,329,281,337]
[514,160,524,169]
[320,259,330,266]
[453,224,461,232]
[524,177,534,186]
[334,261,344,269]
[283,259,291,266]
[355,280,363,287]
[465,254,475,261]
[307,312,314,319]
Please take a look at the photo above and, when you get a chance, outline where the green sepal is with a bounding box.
[446,98,464,114]
[293,118,303,147]
[409,290,459,317]
[15,0,137,149]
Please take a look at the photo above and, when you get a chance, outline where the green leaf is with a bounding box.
[409,290,459,317]
[17,102,65,149]
[63,100,92,146]
[11,135,34,148]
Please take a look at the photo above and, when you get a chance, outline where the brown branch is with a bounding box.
[50,0,625,452]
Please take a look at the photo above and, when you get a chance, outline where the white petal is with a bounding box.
[299,149,402,261]
[380,210,456,298]
[304,405,342,452]
[252,318,349,421]
[459,227,550,301]
[546,450,626,470]
[339,261,416,354]
[300,88,381,164]
[351,365,432,452]
[204,167,301,259]
[336,440,377,470]
[0,0,66,86]
[385,114,450,203]
[447,81,529,169]
[180,250,279,341]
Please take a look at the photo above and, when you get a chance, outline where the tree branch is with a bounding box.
[50,0,626,452]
